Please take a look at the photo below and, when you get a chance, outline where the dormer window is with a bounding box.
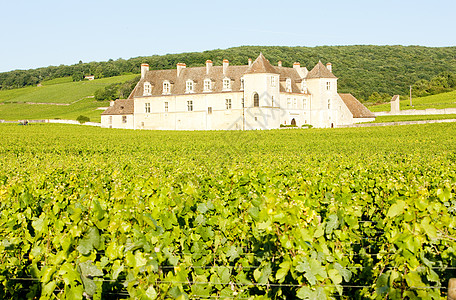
[286,78,292,92]
[144,82,152,96]
[301,80,307,93]
[223,78,231,91]
[186,80,194,93]
[163,81,170,94]
[203,79,211,92]
[240,78,244,90]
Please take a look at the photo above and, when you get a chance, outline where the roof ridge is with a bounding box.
[245,53,279,74]
[306,61,337,79]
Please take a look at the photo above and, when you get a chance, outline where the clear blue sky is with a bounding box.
[1,0,455,73]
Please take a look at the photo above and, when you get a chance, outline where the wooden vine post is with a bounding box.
[449,278,456,300]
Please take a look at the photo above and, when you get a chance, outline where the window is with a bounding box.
[303,99,307,109]
[145,103,150,113]
[144,82,152,95]
[286,78,292,92]
[203,79,211,92]
[326,81,331,91]
[272,96,275,107]
[109,116,112,124]
[164,101,168,112]
[225,99,232,110]
[253,93,259,107]
[241,98,244,108]
[163,81,170,94]
[186,80,194,93]
[223,78,231,90]
[293,98,297,108]
[208,107,212,114]
[328,99,331,109]
[187,100,193,111]
[301,81,307,93]
[122,116,127,123]
[240,78,244,90]
[287,98,291,109]
[271,76,277,87]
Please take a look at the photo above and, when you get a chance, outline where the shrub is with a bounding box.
[76,115,90,124]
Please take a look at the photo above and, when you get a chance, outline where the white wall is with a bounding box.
[243,73,281,129]
[306,77,339,128]
[134,92,245,130]
[101,115,134,129]
[278,94,311,126]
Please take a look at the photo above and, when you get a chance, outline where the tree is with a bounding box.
[72,71,83,82]
[119,76,140,99]
[94,84,120,101]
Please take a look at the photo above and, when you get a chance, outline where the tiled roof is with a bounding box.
[339,93,375,118]
[129,54,317,98]
[306,61,337,79]
[131,65,252,97]
[275,66,306,94]
[101,99,134,115]
[245,53,279,74]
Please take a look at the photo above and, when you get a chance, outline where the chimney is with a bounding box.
[293,62,301,74]
[223,59,229,75]
[248,58,252,66]
[141,63,149,79]
[206,60,213,74]
[326,62,332,72]
[177,63,186,76]
[278,61,282,67]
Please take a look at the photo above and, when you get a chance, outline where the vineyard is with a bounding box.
[1,123,455,299]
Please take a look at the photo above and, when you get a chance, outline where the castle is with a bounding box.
[101,53,375,130]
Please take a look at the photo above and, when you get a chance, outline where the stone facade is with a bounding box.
[102,54,375,130]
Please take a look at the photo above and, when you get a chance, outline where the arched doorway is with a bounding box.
[331,123,334,128]
[291,118,296,126]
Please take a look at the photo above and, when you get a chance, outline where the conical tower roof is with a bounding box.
[306,61,337,79]
[245,53,279,74]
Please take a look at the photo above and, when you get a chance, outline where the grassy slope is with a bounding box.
[0,74,137,122]
[0,98,108,122]
[0,74,137,104]
[372,114,456,123]
[368,90,456,112]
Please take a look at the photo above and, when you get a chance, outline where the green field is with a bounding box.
[372,114,456,123]
[0,74,137,104]
[1,124,455,299]
[0,74,137,122]
[0,98,108,122]
[369,90,456,112]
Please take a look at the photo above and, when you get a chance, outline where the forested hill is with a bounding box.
[1,45,456,101]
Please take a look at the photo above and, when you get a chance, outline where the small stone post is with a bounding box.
[449,278,456,300]
[390,95,400,115]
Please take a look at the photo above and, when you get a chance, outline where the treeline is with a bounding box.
[411,72,456,97]
[94,76,140,101]
[1,45,456,101]
[0,59,137,89]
